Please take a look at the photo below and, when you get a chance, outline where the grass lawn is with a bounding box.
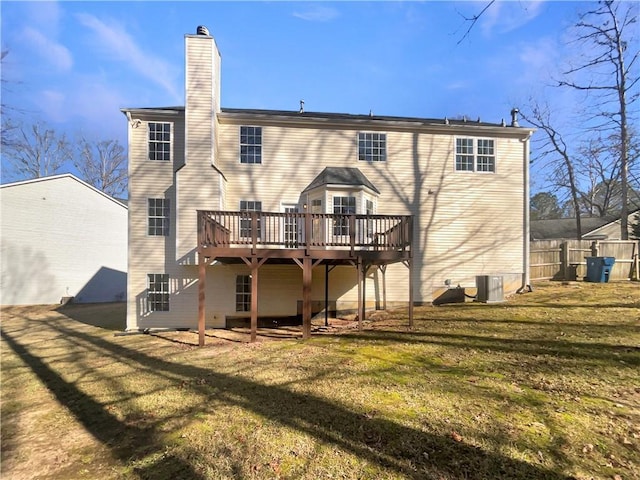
[1,281,639,480]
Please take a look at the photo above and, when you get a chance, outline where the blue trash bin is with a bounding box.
[585,257,615,282]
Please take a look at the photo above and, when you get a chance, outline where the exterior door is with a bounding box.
[282,204,299,247]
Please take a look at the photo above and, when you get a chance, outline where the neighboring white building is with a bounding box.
[123,26,534,340]
[0,174,128,305]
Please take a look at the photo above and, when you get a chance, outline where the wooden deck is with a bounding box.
[198,210,412,262]
[196,210,414,345]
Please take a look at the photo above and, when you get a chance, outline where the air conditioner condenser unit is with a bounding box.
[476,275,504,303]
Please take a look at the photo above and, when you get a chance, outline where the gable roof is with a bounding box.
[302,167,380,194]
[530,216,618,240]
[0,174,128,210]
[584,208,640,238]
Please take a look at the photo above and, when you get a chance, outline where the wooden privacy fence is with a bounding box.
[530,239,639,281]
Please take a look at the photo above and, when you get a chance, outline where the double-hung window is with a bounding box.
[455,138,495,172]
[358,132,386,162]
[147,274,169,311]
[476,139,496,172]
[149,122,171,161]
[333,196,356,236]
[236,275,251,312]
[148,198,170,236]
[239,200,262,239]
[240,126,262,164]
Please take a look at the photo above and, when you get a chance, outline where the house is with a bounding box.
[122,26,534,343]
[0,174,128,305]
[530,210,640,240]
[582,209,640,240]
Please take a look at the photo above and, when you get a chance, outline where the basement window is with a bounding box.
[147,274,169,312]
[236,275,251,312]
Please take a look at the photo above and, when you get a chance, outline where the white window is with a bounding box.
[476,139,496,172]
[455,138,495,172]
[148,122,171,161]
[148,198,170,236]
[333,196,356,236]
[236,275,251,312]
[358,132,386,162]
[365,199,374,215]
[240,126,262,164]
[147,274,169,311]
[239,200,262,239]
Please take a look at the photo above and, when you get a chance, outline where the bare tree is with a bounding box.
[520,102,584,239]
[558,0,639,239]
[576,134,623,216]
[576,127,640,216]
[75,139,127,197]
[456,0,495,45]
[3,122,72,180]
[1,50,18,149]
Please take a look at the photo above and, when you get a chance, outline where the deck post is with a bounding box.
[360,262,367,331]
[379,264,387,310]
[324,263,329,327]
[408,258,414,329]
[357,258,363,331]
[198,254,206,347]
[303,257,312,339]
[250,258,259,343]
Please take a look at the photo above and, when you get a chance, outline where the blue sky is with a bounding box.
[1,1,596,189]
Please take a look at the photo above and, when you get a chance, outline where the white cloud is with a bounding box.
[293,5,339,22]
[22,27,73,72]
[481,1,546,36]
[518,37,559,81]
[36,77,128,141]
[23,0,63,34]
[74,13,181,102]
[39,90,67,122]
[445,80,470,91]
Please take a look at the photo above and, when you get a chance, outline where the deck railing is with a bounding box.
[198,210,412,252]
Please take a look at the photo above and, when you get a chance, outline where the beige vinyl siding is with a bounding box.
[177,33,224,264]
[216,119,526,304]
[126,112,184,330]
[185,34,219,168]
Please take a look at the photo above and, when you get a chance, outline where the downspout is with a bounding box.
[518,129,533,293]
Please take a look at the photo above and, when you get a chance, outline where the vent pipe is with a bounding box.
[511,108,520,127]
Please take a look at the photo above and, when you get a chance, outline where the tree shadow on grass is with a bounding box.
[343,330,640,367]
[2,316,577,480]
[412,312,640,332]
[1,326,206,480]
